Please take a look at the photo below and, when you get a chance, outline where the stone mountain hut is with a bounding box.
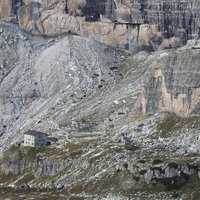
[24,130,48,147]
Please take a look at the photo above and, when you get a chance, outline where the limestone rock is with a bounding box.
[0,0,13,18]
[1,0,200,51]
[141,49,200,116]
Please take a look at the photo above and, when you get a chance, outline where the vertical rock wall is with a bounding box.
[141,50,200,116]
[1,0,200,51]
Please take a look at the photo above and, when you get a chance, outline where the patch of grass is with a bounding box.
[65,143,86,158]
[15,174,34,186]
[69,184,84,194]
[155,114,182,138]
[82,172,119,196]
[180,174,200,199]
[155,113,200,138]
[2,146,23,164]
[66,143,84,153]
[20,147,41,162]
[42,146,67,160]
[0,174,17,184]
[0,188,71,200]
[159,173,190,190]
[3,145,68,164]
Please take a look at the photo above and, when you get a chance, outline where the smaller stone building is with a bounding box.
[24,130,47,147]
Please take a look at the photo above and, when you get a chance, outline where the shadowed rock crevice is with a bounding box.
[82,0,117,22]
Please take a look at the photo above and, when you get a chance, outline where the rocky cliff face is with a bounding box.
[141,49,200,116]
[1,0,200,51]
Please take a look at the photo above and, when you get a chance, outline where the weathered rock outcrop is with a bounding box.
[1,0,200,51]
[117,160,199,189]
[141,49,200,116]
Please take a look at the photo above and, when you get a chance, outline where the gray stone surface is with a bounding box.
[141,49,200,115]
[2,0,200,51]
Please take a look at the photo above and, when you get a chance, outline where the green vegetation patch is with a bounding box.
[65,143,85,157]
[20,147,41,162]
[2,145,22,162]
[0,174,18,184]
[154,113,200,138]
[15,174,34,186]
[159,173,190,190]
[3,145,68,164]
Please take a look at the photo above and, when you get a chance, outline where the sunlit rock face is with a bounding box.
[1,0,200,51]
[141,50,200,116]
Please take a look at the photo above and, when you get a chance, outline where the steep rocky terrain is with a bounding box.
[1,0,200,51]
[0,0,200,199]
[141,49,200,116]
[0,20,199,199]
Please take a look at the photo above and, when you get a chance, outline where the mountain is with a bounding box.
[0,1,200,199]
[1,0,200,51]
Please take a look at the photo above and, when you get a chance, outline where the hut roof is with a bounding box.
[24,130,47,136]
